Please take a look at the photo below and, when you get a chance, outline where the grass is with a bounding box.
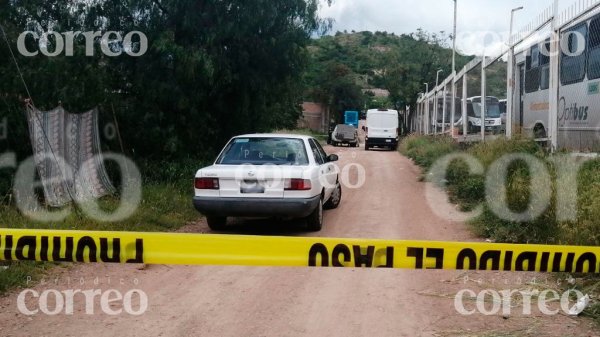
[399,134,460,169]
[400,135,560,244]
[0,158,206,295]
[400,134,600,325]
[0,183,198,232]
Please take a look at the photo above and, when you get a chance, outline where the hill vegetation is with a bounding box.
[303,30,508,122]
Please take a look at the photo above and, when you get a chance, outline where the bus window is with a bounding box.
[588,17,600,80]
[540,40,550,90]
[467,101,475,117]
[525,44,540,93]
[561,23,588,85]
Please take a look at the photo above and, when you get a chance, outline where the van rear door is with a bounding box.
[367,112,398,139]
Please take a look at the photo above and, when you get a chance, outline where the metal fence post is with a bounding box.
[481,56,486,142]
[442,85,447,134]
[462,73,468,138]
[506,47,514,139]
[549,0,560,151]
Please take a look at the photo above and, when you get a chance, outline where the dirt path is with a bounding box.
[0,140,598,336]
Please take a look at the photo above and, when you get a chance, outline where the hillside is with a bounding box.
[303,30,507,119]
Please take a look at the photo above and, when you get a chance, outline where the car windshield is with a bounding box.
[216,137,309,165]
[471,101,501,118]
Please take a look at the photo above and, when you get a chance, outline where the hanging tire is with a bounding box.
[305,198,323,232]
[207,216,227,231]
[324,182,342,210]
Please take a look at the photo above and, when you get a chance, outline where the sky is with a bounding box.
[318,0,575,56]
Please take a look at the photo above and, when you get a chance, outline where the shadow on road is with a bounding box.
[210,217,312,236]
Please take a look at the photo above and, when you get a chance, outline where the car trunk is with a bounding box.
[200,165,307,198]
[335,125,356,141]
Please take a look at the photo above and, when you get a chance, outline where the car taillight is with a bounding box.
[195,178,219,190]
[285,179,312,191]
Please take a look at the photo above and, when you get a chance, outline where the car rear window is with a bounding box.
[216,138,309,165]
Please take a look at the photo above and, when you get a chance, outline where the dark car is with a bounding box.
[330,124,359,147]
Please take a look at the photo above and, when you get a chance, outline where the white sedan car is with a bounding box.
[193,134,342,231]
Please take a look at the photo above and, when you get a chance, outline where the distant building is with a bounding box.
[299,102,329,133]
[362,88,390,98]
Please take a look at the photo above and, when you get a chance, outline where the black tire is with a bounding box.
[355,142,360,148]
[305,198,323,232]
[534,125,547,139]
[365,142,370,151]
[324,182,342,210]
[207,216,227,231]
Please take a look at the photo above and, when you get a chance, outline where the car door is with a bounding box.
[309,138,337,199]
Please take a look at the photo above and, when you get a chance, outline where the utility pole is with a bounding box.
[506,6,523,139]
[451,0,458,138]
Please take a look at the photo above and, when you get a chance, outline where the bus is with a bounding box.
[433,96,502,135]
[435,95,462,131]
[464,96,504,134]
[514,7,600,150]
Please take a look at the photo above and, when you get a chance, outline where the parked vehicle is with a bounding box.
[510,10,600,149]
[326,121,336,144]
[193,134,342,231]
[435,95,462,131]
[344,110,359,128]
[465,96,504,134]
[499,98,507,125]
[331,124,359,147]
[364,109,399,151]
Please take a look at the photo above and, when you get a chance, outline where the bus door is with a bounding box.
[518,63,525,129]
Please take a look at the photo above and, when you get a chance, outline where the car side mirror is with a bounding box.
[327,154,339,162]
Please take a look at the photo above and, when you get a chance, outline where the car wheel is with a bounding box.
[305,198,323,232]
[207,216,227,231]
[355,142,360,148]
[534,125,547,139]
[324,182,342,210]
[365,143,370,151]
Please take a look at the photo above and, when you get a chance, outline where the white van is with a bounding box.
[365,109,399,151]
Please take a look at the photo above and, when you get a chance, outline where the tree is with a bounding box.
[308,62,365,122]
[0,0,327,161]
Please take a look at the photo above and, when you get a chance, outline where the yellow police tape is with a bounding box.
[1,228,600,273]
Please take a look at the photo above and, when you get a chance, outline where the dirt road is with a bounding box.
[0,143,598,336]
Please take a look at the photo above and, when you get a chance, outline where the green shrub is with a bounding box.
[559,159,600,246]
[400,135,459,169]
